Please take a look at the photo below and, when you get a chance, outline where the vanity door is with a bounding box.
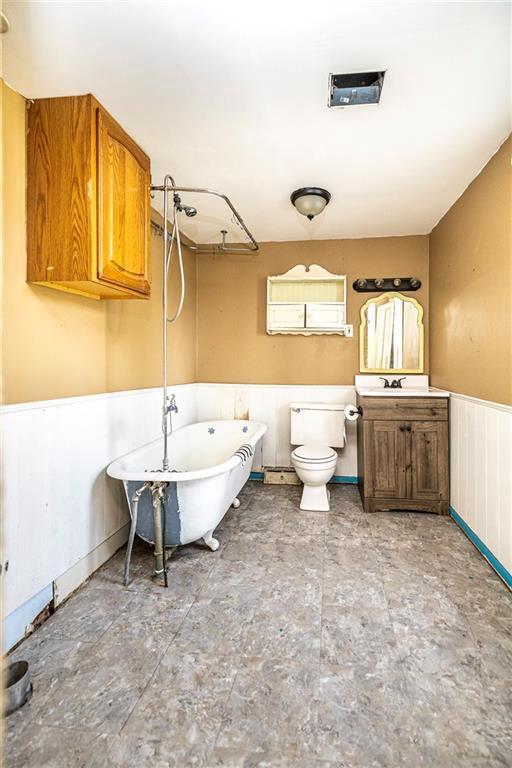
[365,420,408,499]
[410,421,449,501]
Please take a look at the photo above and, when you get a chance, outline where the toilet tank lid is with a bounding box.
[290,402,346,412]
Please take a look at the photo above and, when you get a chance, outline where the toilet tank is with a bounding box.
[290,402,346,448]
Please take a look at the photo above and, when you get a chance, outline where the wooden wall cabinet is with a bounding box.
[356,395,449,514]
[27,94,151,300]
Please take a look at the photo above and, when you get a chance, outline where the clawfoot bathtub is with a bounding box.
[107,419,266,585]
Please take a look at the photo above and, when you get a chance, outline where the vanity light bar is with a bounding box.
[353,277,421,293]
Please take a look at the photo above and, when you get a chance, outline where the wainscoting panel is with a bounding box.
[450,393,512,578]
[195,383,359,478]
[1,385,196,630]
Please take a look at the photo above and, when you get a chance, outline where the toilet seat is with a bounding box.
[291,444,337,463]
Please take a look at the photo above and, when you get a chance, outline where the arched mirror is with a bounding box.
[360,292,424,373]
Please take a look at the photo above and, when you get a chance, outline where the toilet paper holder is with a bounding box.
[344,404,362,420]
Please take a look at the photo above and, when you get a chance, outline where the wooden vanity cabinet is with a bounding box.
[356,395,449,514]
[27,94,151,299]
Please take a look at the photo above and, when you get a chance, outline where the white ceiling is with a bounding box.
[3,0,511,245]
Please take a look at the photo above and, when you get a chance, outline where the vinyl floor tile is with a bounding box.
[6,482,511,768]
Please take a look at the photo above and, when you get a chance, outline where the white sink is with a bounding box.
[354,375,449,398]
[356,386,449,398]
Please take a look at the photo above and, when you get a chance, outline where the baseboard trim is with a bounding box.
[450,506,512,590]
[3,583,54,652]
[331,475,358,485]
[249,471,358,485]
[53,523,130,607]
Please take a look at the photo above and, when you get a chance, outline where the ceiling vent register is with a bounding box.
[328,71,385,108]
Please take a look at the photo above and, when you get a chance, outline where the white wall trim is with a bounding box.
[1,381,358,415]
[195,382,356,391]
[448,390,512,414]
[0,383,194,414]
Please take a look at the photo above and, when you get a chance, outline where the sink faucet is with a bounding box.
[379,377,406,389]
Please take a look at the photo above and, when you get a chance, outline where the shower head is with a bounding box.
[173,193,197,217]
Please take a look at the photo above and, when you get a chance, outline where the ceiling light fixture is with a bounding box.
[290,187,331,221]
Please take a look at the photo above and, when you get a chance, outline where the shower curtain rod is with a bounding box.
[150,184,259,254]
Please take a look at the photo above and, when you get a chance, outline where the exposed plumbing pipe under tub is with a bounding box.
[151,483,168,587]
[124,481,151,586]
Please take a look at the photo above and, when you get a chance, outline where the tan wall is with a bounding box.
[429,137,511,405]
[2,82,197,405]
[14,70,509,401]
[106,217,197,393]
[197,236,429,384]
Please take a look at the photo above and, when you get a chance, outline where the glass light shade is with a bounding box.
[291,187,331,220]
[294,194,327,218]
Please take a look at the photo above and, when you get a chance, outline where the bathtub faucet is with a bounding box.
[162,394,178,437]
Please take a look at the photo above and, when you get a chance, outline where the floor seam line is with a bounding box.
[117,590,200,736]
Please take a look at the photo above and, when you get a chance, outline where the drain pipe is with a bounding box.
[124,482,151,586]
[151,483,168,586]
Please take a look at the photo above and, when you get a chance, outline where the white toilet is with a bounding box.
[290,402,346,512]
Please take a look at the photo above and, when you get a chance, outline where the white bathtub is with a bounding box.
[107,420,266,575]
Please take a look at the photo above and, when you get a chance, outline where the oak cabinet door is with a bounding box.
[366,420,407,499]
[97,107,150,295]
[410,421,449,500]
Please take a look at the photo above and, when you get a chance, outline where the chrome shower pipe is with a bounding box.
[160,174,175,471]
[150,184,259,253]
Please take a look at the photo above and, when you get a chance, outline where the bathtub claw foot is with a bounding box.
[232,497,241,509]
[203,532,220,551]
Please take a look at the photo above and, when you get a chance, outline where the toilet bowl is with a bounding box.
[291,443,338,511]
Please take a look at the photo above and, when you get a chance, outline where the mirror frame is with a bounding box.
[359,291,425,374]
